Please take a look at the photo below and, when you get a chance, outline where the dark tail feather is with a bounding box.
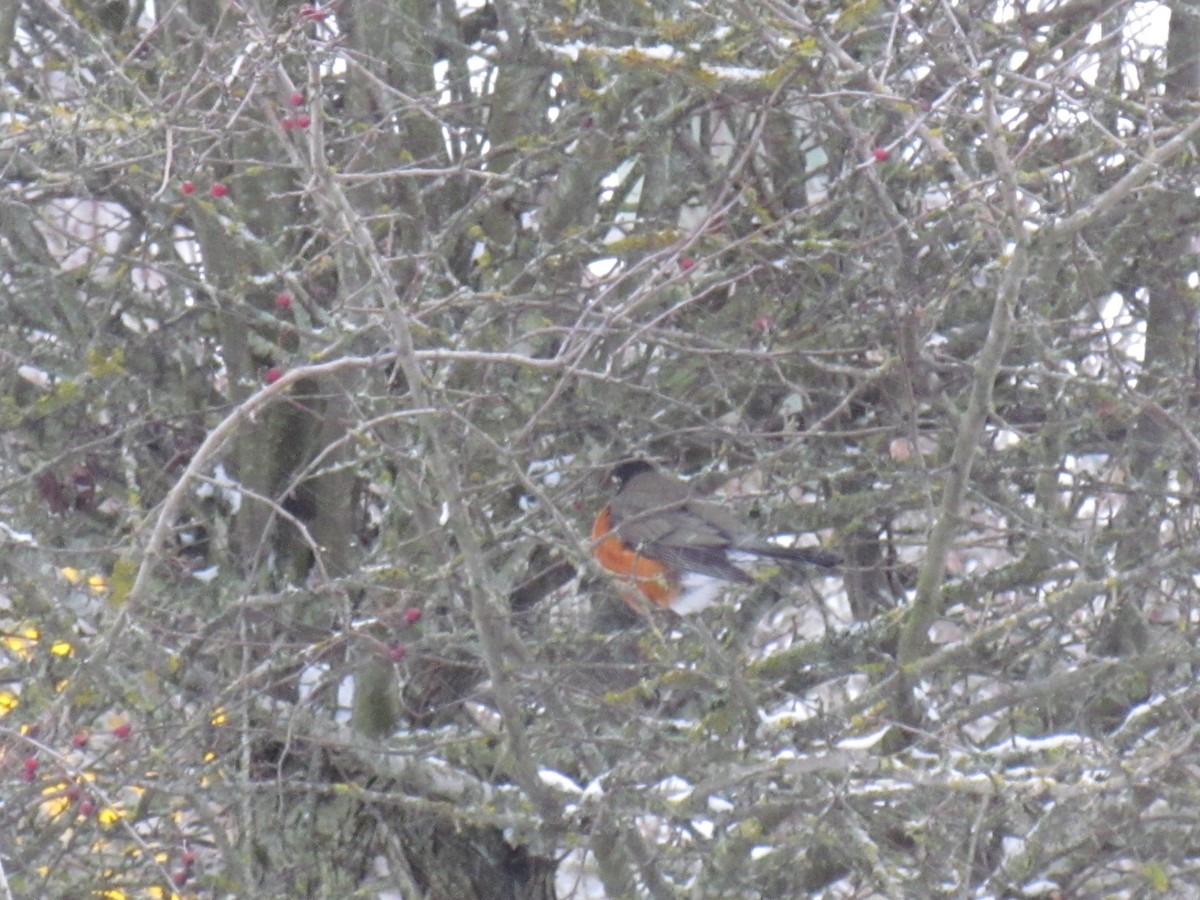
[666,545,755,584]
[745,543,841,568]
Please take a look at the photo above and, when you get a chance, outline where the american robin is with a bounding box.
[591,460,840,615]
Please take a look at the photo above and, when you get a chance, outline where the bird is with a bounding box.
[591,460,840,615]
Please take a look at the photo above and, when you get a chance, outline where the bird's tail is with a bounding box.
[743,542,841,568]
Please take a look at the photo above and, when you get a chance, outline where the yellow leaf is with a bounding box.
[3,627,39,658]
[835,0,882,31]
[108,558,137,605]
[1142,861,1169,891]
[97,806,123,826]
[86,347,126,378]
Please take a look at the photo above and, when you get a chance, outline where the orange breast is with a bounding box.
[591,506,678,608]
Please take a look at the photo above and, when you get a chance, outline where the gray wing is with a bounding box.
[610,487,751,584]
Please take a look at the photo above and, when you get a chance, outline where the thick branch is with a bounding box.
[896,240,1029,667]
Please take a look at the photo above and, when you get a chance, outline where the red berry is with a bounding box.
[281,117,296,131]
[872,147,890,162]
[210,182,228,198]
[180,180,196,195]
[78,798,95,815]
[679,256,694,271]
[265,367,282,384]
[295,114,311,129]
[113,722,132,739]
[71,731,89,748]
[23,757,38,773]
[21,767,36,782]
[753,315,774,331]
[181,850,197,866]
[403,607,422,625]
[173,870,189,887]
[289,90,305,107]
[275,293,292,310]
[387,642,407,662]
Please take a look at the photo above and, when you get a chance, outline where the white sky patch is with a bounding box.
[194,463,242,514]
[656,775,694,802]
[190,565,219,583]
[837,727,891,751]
[586,256,620,279]
[0,522,37,545]
[637,44,679,60]
[705,65,772,82]
[708,795,734,813]
[1097,290,1146,366]
[989,426,1022,450]
[538,768,584,795]
[556,849,607,899]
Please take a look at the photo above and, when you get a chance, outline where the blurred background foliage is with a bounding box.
[3,0,1200,895]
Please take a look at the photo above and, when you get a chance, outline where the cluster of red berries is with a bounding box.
[181,94,314,197]
[260,293,296,384]
[180,181,228,197]
[17,722,132,819]
[17,725,210,885]
[174,849,198,887]
[283,91,310,129]
[387,608,423,662]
